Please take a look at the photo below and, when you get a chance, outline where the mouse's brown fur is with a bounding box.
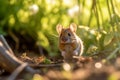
[56,23,84,62]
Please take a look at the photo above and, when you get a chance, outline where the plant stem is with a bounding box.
[106,46,120,60]
[93,0,100,31]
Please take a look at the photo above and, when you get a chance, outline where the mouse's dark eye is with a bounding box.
[68,33,71,36]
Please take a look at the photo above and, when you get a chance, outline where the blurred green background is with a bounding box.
[0,0,120,59]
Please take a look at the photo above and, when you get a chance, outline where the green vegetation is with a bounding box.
[0,0,120,59]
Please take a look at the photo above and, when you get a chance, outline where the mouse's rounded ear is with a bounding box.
[56,24,63,34]
[69,23,77,32]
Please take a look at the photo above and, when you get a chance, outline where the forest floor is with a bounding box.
[0,51,120,80]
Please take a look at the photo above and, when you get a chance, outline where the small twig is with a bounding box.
[8,30,19,50]
[93,0,101,31]
[0,35,14,55]
[0,40,37,75]
[110,0,115,14]
[106,46,120,60]
[30,63,63,68]
[73,56,81,59]
[7,63,28,80]
[106,0,112,21]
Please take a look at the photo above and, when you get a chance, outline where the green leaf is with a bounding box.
[104,33,114,46]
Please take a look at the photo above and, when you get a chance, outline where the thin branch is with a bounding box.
[7,63,28,80]
[110,0,115,14]
[106,46,120,60]
[30,63,63,68]
[106,0,112,20]
[97,0,103,27]
[87,0,94,26]
[0,40,37,78]
[93,0,101,31]
[0,35,14,55]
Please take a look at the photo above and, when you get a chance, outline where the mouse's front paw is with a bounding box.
[73,50,78,56]
[61,51,66,57]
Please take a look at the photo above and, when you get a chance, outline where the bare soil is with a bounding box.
[1,52,120,80]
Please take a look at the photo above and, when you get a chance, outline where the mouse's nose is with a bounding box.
[61,36,68,42]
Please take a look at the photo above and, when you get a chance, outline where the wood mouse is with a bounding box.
[56,23,84,62]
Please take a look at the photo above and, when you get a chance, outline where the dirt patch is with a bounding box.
[0,52,120,80]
